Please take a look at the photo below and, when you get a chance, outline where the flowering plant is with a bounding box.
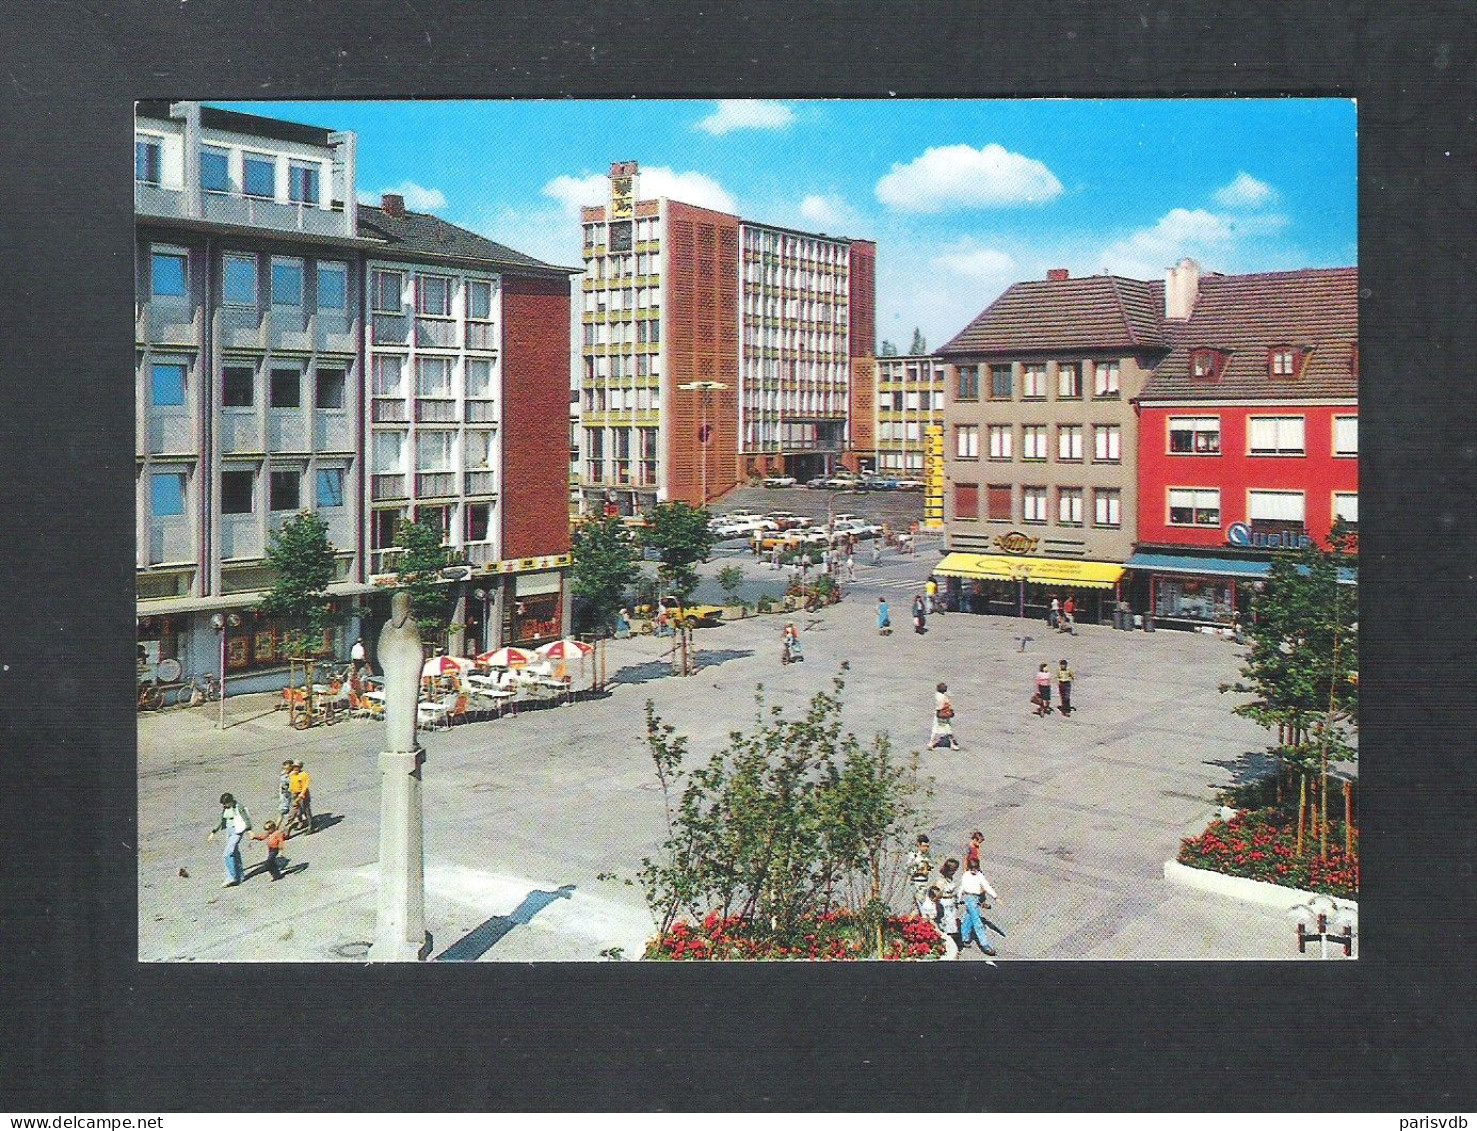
[1179,808,1358,898]
[645,908,945,961]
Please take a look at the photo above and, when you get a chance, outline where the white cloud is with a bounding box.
[471,205,583,269]
[694,99,796,135]
[543,166,737,216]
[932,244,1017,283]
[1095,205,1292,278]
[796,193,857,231]
[360,181,447,212]
[1214,171,1278,209]
[875,143,1063,212]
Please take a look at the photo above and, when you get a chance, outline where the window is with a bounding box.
[988,425,1012,460]
[467,279,493,321]
[1247,416,1306,455]
[372,508,402,549]
[371,270,404,313]
[416,356,452,398]
[317,263,347,311]
[955,425,979,458]
[1169,416,1221,454]
[465,430,494,468]
[151,362,186,407]
[954,482,979,519]
[220,470,254,514]
[243,152,276,199]
[269,469,300,511]
[1022,364,1047,399]
[151,250,187,298]
[987,484,1012,521]
[416,505,451,540]
[1094,488,1122,528]
[1022,486,1048,524]
[1057,363,1082,398]
[269,368,300,408]
[316,467,345,508]
[135,137,162,185]
[372,355,403,397]
[271,258,303,306]
[1093,424,1121,462]
[932,391,945,411]
[1168,488,1221,526]
[1334,416,1358,456]
[1094,360,1120,398]
[1190,349,1223,382]
[288,162,319,205]
[1334,492,1359,527]
[1057,488,1083,526]
[465,358,493,401]
[466,503,491,542]
[151,472,186,517]
[200,146,230,193]
[1058,425,1083,461]
[315,367,346,410]
[222,254,257,306]
[222,364,254,407]
[372,431,404,472]
[905,391,921,411]
[1249,490,1306,525]
[956,366,980,400]
[990,365,1013,399]
[1269,347,1300,378]
[417,275,452,317]
[416,430,452,471]
[1022,425,1048,461]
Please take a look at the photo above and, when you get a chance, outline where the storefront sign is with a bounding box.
[923,424,945,529]
[1226,522,1312,550]
[993,531,1040,555]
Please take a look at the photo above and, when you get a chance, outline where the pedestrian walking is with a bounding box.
[276,759,293,828]
[925,576,938,614]
[917,886,959,960]
[781,621,803,665]
[249,820,288,882]
[907,834,933,908]
[207,792,252,888]
[1061,595,1076,634]
[877,597,892,636]
[287,761,313,835]
[964,829,983,872]
[846,552,856,582]
[1048,596,1060,630]
[936,859,964,959]
[1057,659,1075,715]
[871,540,882,566]
[1033,663,1053,716]
[929,682,960,750]
[957,857,1001,956]
[350,636,367,677]
[614,607,631,639]
[912,594,927,634]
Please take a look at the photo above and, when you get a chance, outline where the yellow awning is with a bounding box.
[934,552,1124,590]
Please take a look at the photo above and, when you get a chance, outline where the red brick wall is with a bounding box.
[844,356,877,469]
[664,201,740,506]
[501,274,573,557]
[848,240,877,359]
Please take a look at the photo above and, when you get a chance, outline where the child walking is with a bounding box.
[250,820,289,882]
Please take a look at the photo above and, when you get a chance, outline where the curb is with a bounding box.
[1163,859,1359,917]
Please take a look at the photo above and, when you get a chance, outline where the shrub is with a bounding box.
[1179,808,1358,898]
[644,909,944,961]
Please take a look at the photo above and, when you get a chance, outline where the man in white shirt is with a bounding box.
[957,858,1000,956]
[350,637,367,677]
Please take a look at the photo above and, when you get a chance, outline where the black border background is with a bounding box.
[1,0,1474,1112]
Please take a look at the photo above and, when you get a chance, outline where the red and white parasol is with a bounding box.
[421,655,474,680]
[535,638,595,661]
[476,646,535,669]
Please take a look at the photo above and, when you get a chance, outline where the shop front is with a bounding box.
[934,552,1124,624]
[507,568,563,645]
[1123,551,1272,628]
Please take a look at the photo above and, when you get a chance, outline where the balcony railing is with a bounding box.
[370,547,405,576]
[371,473,407,500]
[372,313,409,346]
[465,321,497,350]
[135,184,351,238]
[415,397,457,423]
[371,398,409,423]
[415,317,457,348]
[464,542,497,565]
[466,399,497,423]
[415,471,456,498]
[465,470,495,496]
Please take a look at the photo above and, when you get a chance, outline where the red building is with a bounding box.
[1129,263,1358,625]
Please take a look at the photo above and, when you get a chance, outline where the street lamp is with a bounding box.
[209,612,241,730]
[677,381,727,505]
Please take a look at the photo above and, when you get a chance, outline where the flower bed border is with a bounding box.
[1163,858,1358,917]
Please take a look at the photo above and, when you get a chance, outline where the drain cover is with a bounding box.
[332,940,372,960]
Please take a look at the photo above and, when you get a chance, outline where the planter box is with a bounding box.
[1163,858,1359,918]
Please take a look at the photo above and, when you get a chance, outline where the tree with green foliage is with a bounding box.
[642,501,714,608]
[716,564,745,609]
[572,516,642,633]
[393,516,455,638]
[637,668,930,956]
[879,340,899,357]
[1221,522,1358,860]
[909,327,927,355]
[258,511,341,658]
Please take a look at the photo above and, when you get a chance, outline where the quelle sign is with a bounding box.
[1226,521,1313,550]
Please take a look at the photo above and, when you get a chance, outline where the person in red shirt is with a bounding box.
[965,829,984,871]
[250,820,289,882]
[1061,595,1076,633]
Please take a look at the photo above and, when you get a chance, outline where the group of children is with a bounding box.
[907,831,1003,960]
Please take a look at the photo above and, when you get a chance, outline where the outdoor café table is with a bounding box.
[465,673,518,715]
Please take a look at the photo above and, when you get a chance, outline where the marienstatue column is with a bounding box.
[369,590,432,961]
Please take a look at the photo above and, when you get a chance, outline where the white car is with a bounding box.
[763,476,797,488]
[835,521,883,540]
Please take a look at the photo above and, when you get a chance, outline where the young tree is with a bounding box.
[879,340,899,357]
[393,515,454,638]
[1222,522,1358,859]
[909,327,927,355]
[716,564,745,609]
[258,511,341,657]
[643,501,714,608]
[571,516,641,633]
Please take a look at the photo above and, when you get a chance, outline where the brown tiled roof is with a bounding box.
[358,205,580,277]
[938,275,1166,356]
[1143,267,1358,401]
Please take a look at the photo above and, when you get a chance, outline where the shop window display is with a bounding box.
[1153,576,1233,623]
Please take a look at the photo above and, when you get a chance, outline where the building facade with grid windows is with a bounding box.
[868,354,946,477]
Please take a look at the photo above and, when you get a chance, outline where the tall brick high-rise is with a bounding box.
[576,162,877,512]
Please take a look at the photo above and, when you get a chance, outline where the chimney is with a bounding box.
[1165,257,1201,320]
[381,193,406,218]
[1046,268,1069,281]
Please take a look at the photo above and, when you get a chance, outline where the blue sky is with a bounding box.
[218,98,1357,349]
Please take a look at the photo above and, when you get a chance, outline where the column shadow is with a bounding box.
[433,883,577,962]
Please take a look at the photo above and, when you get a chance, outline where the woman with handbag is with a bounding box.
[929,682,960,749]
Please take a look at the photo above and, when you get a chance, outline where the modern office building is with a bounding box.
[1129,263,1358,626]
[135,102,576,691]
[575,161,876,513]
[935,268,1166,623]
[868,353,946,477]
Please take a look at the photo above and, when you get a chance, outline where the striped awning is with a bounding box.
[934,553,1124,590]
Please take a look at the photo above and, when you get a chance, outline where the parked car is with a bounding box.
[896,478,926,492]
[764,511,807,530]
[635,596,726,627]
[714,517,777,539]
[835,520,883,540]
[763,476,797,488]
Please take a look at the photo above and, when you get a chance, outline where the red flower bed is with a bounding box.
[645,909,946,961]
[1179,808,1359,898]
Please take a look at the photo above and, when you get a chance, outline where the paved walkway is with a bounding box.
[139,550,1341,962]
